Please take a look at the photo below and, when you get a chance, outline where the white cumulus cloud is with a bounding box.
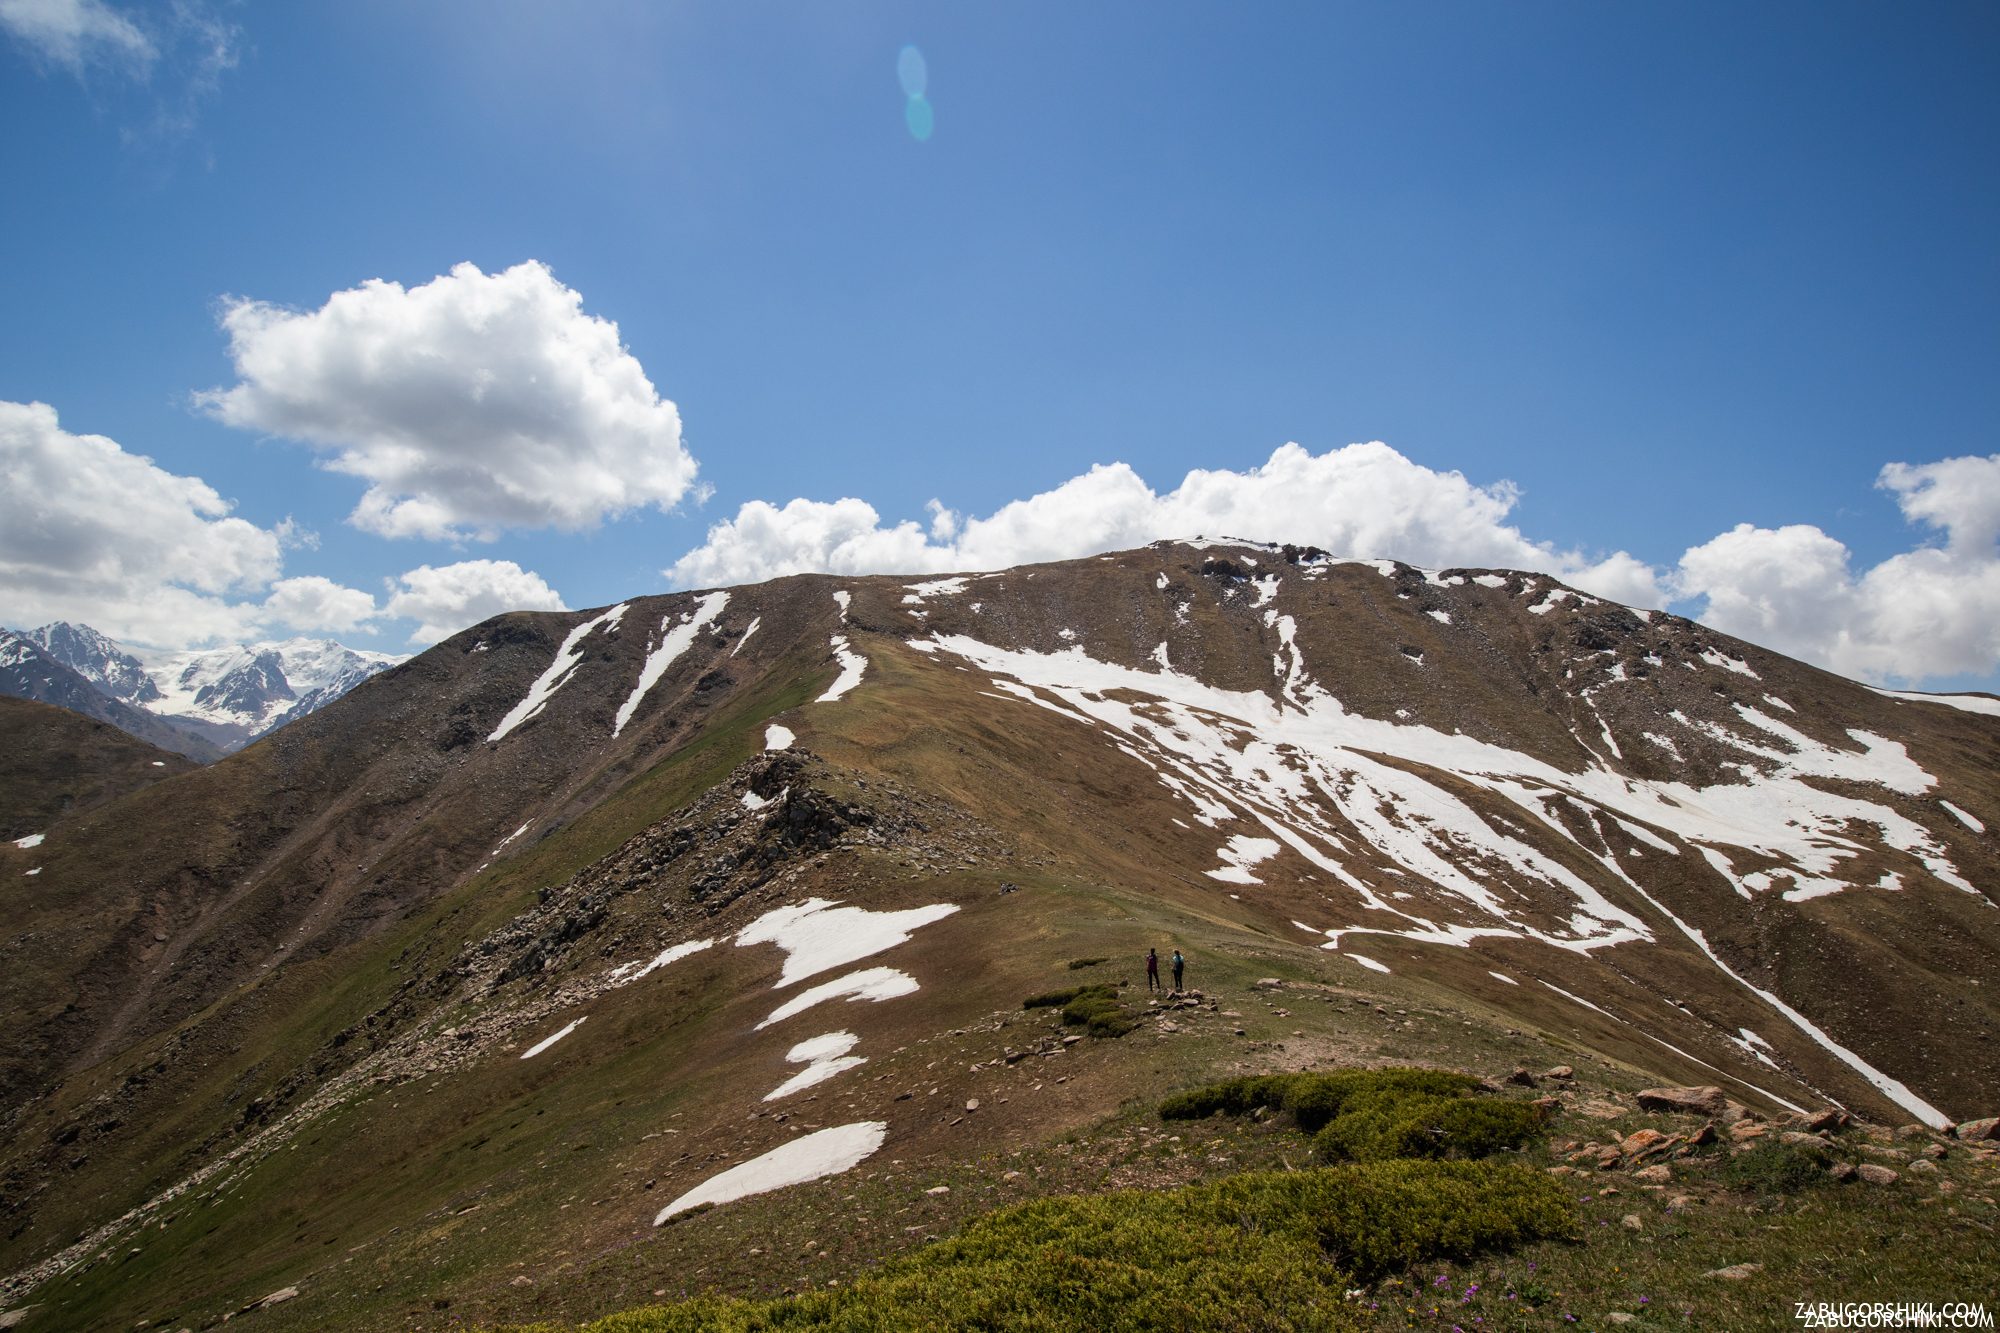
[198,260,700,542]
[0,399,381,650]
[0,399,282,646]
[0,0,153,70]
[1674,455,2000,683]
[259,576,380,635]
[666,442,1663,608]
[384,559,568,646]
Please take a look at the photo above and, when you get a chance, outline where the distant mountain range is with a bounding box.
[0,621,401,758]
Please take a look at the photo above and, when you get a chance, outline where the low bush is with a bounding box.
[1311,1092,1544,1162]
[556,1161,1576,1332]
[1066,956,1109,970]
[1160,1067,1480,1132]
[1720,1139,1831,1196]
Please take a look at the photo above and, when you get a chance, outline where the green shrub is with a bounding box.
[1066,956,1109,970]
[1312,1091,1543,1162]
[1720,1139,1831,1196]
[561,1160,1576,1332]
[1021,985,1088,1010]
[1161,1067,1479,1132]
[1158,1074,1285,1121]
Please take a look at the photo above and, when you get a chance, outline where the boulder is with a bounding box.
[1729,1121,1769,1144]
[1828,1162,1858,1182]
[1637,1086,1727,1117]
[1620,1128,1670,1157]
[1632,1164,1673,1185]
[1505,1068,1539,1087]
[1855,1164,1899,1186]
[1544,1065,1575,1080]
[1780,1131,1834,1150]
[1955,1117,2000,1143]
[1805,1107,1851,1134]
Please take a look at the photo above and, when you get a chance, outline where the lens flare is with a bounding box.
[897,44,928,99]
[905,93,934,142]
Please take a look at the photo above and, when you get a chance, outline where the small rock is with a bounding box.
[1907,1158,1939,1174]
[1576,1099,1627,1120]
[1705,1262,1763,1280]
[1632,1164,1673,1185]
[1856,1164,1899,1186]
[241,1287,299,1314]
[965,1099,980,1113]
[1729,1121,1768,1143]
[1253,978,1284,990]
[1689,1121,1718,1147]
[1505,1068,1538,1087]
[1544,1065,1575,1080]
[1667,1193,1698,1209]
[1829,1162,1858,1182]
[509,1275,534,1288]
[1922,1142,1946,1160]
[925,1185,951,1196]
[1621,1212,1644,1231]
[1637,1085,1727,1117]
[1806,1107,1851,1134]
[1780,1131,1833,1150]
[1607,1314,1638,1325]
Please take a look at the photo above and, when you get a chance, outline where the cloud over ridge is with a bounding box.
[199,260,699,543]
[667,441,2000,687]
[667,442,1664,609]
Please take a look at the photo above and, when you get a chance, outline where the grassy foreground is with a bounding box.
[512,1071,1576,1332]
[497,1065,2000,1333]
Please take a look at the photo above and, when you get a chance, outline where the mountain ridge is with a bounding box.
[0,540,1992,1329]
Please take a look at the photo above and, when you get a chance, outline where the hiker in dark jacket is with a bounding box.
[1146,948,1160,992]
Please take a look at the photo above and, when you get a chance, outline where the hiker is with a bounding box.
[1171,949,1185,991]
[1146,948,1160,992]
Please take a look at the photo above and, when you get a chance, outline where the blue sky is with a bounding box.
[2,2,1997,687]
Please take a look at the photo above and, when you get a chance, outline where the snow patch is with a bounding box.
[764,1031,866,1101]
[737,898,960,988]
[1941,800,1984,833]
[903,577,968,603]
[488,604,629,741]
[614,592,729,737]
[1700,648,1759,679]
[817,637,867,703]
[1206,834,1281,884]
[608,939,715,987]
[731,616,761,657]
[1870,687,2000,717]
[1488,971,1518,985]
[1346,953,1391,974]
[757,967,919,1030]
[655,1121,886,1223]
[765,724,794,751]
[13,833,44,850]
[520,1016,586,1059]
